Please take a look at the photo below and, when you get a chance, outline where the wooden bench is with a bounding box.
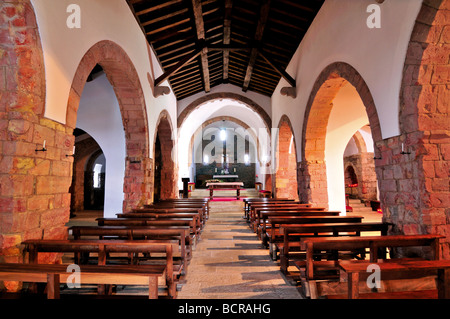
[336,259,450,299]
[134,207,206,226]
[69,225,190,273]
[22,239,179,298]
[117,212,202,237]
[156,199,210,218]
[298,234,445,299]
[256,210,338,239]
[251,206,325,232]
[248,202,311,224]
[146,202,209,220]
[278,222,392,274]
[243,198,294,220]
[266,215,364,260]
[248,201,306,216]
[97,218,199,245]
[0,263,166,299]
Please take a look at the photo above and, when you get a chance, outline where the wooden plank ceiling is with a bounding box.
[127,0,324,100]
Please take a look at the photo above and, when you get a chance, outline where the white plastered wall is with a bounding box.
[76,74,125,218]
[325,83,370,214]
[270,0,423,210]
[271,0,423,160]
[31,0,178,159]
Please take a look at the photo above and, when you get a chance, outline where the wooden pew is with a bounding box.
[117,212,202,237]
[278,222,392,274]
[156,199,210,218]
[116,212,203,241]
[144,203,208,221]
[336,259,450,299]
[21,239,180,298]
[256,209,337,237]
[132,208,206,229]
[299,234,445,299]
[266,215,364,259]
[249,202,314,225]
[0,263,166,299]
[250,204,322,230]
[97,218,199,245]
[243,198,295,220]
[69,225,190,274]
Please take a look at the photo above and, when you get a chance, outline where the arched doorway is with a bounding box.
[66,40,151,213]
[177,93,271,191]
[300,62,382,213]
[69,128,106,217]
[191,118,259,189]
[153,111,177,201]
[275,115,299,200]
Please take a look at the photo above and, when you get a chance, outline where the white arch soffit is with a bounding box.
[177,98,271,181]
[325,82,371,214]
[192,120,261,165]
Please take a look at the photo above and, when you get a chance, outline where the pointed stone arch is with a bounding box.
[153,110,178,200]
[275,115,299,200]
[66,40,151,212]
[299,62,382,208]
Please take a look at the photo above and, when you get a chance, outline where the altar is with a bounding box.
[213,175,239,182]
[206,182,244,200]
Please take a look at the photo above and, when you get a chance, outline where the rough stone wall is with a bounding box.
[344,153,378,203]
[275,116,299,200]
[0,1,72,291]
[376,0,450,258]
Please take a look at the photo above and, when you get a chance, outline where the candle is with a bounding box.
[73,146,76,154]
[401,143,404,152]
[43,140,46,149]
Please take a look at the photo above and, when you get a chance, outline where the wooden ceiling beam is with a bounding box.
[190,0,210,92]
[242,0,271,92]
[154,42,205,87]
[258,51,296,87]
[223,0,233,82]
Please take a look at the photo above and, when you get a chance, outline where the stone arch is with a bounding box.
[66,40,151,212]
[299,62,382,208]
[352,131,368,154]
[377,0,449,258]
[153,110,178,201]
[275,115,299,200]
[177,92,272,132]
[188,116,263,166]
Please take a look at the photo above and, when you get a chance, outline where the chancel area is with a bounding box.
[0,0,449,301]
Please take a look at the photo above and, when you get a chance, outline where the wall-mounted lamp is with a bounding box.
[35,140,47,153]
[66,146,75,157]
[401,143,411,155]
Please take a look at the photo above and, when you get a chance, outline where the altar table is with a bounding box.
[206,182,244,200]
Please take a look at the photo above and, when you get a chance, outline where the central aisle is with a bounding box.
[177,199,303,299]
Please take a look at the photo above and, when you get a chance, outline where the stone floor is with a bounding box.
[176,199,303,299]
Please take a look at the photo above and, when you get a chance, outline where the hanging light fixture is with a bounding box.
[220,120,227,141]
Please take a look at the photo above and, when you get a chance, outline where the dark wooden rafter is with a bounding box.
[190,0,211,92]
[223,0,233,82]
[154,41,205,87]
[127,0,323,100]
[258,51,295,87]
[242,0,271,92]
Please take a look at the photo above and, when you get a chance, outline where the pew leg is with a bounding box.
[47,274,60,299]
[270,244,278,261]
[309,281,319,299]
[148,277,158,299]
